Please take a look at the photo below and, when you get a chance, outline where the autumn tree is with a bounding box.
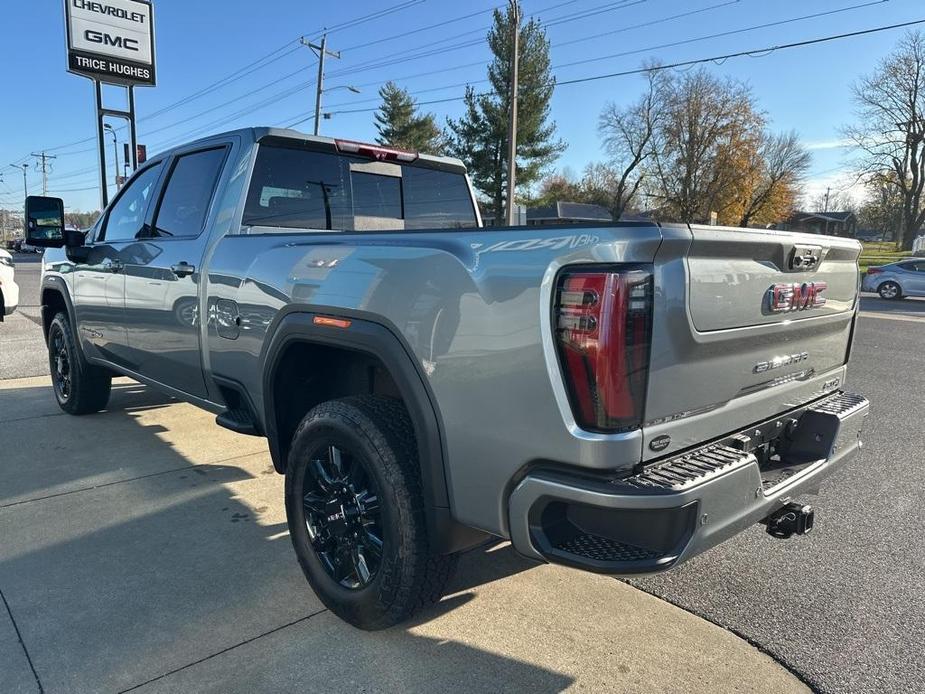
[447,3,564,221]
[732,131,810,227]
[374,82,445,153]
[530,172,583,207]
[845,30,925,250]
[650,68,766,224]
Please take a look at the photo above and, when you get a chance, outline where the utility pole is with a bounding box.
[9,163,28,200]
[301,34,341,136]
[31,152,56,195]
[505,0,521,226]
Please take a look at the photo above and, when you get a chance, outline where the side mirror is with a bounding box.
[25,196,66,248]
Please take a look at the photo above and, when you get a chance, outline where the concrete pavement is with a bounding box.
[0,375,806,693]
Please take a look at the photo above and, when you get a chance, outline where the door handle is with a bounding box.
[171,262,196,278]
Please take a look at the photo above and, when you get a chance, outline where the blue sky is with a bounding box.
[2,0,923,212]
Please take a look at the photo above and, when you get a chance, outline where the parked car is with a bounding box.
[27,127,869,630]
[0,248,19,320]
[862,259,925,298]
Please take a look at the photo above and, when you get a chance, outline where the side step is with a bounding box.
[216,408,260,436]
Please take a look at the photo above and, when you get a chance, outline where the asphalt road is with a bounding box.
[2,253,923,692]
[632,303,925,694]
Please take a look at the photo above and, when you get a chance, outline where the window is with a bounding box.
[897,262,923,272]
[243,147,350,230]
[102,162,163,242]
[403,166,477,229]
[242,144,479,232]
[151,148,227,238]
[351,172,402,219]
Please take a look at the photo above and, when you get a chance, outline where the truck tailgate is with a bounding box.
[641,224,861,459]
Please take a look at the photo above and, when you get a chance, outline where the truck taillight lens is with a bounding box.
[554,268,653,433]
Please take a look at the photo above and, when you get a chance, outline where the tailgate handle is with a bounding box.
[790,245,822,271]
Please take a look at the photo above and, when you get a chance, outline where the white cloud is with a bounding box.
[804,139,852,151]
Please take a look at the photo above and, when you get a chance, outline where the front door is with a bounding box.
[122,145,229,399]
[74,162,165,366]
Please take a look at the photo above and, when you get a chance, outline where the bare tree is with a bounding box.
[737,131,811,227]
[596,67,664,220]
[845,30,925,250]
[805,187,855,214]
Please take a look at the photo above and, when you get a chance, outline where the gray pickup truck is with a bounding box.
[27,128,869,630]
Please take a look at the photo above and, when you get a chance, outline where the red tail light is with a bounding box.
[554,267,653,433]
[334,139,418,162]
[865,267,883,275]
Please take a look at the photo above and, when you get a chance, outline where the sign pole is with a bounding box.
[128,85,138,169]
[64,0,155,207]
[95,80,109,209]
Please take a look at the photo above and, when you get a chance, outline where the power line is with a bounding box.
[553,0,890,72]
[327,0,637,79]
[302,0,887,119]
[555,16,925,87]
[286,16,925,125]
[14,4,430,160]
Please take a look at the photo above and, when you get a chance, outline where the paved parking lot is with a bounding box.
[2,254,923,693]
[0,376,802,693]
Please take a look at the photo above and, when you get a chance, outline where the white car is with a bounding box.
[0,248,19,320]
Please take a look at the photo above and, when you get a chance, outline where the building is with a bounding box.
[780,211,858,237]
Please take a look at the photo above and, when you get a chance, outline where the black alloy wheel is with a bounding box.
[50,326,72,403]
[285,396,458,630]
[46,312,112,415]
[301,442,384,589]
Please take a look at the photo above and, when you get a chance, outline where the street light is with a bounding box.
[103,124,119,190]
[320,85,360,124]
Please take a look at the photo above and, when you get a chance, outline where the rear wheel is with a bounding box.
[285,395,456,630]
[878,281,902,300]
[47,312,112,414]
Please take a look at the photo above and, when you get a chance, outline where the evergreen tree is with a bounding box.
[374,82,445,154]
[447,3,564,222]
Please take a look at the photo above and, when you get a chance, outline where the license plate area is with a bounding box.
[726,392,867,492]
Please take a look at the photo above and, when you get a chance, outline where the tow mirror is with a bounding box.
[25,196,84,249]
[25,196,65,248]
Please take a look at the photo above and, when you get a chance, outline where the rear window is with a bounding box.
[243,145,477,231]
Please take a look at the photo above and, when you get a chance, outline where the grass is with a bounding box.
[858,241,908,273]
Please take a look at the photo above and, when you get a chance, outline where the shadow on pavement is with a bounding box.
[0,380,573,693]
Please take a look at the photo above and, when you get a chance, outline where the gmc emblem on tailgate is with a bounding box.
[768,281,828,313]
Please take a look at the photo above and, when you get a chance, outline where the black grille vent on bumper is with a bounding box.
[554,534,661,562]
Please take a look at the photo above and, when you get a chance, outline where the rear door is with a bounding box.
[898,261,925,294]
[642,225,861,458]
[122,144,230,398]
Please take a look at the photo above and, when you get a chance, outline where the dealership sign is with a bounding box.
[65,0,156,86]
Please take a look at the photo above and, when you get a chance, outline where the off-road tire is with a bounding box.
[285,395,457,630]
[47,312,112,415]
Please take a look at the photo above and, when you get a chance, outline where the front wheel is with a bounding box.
[878,281,903,300]
[47,313,112,414]
[285,396,456,630]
